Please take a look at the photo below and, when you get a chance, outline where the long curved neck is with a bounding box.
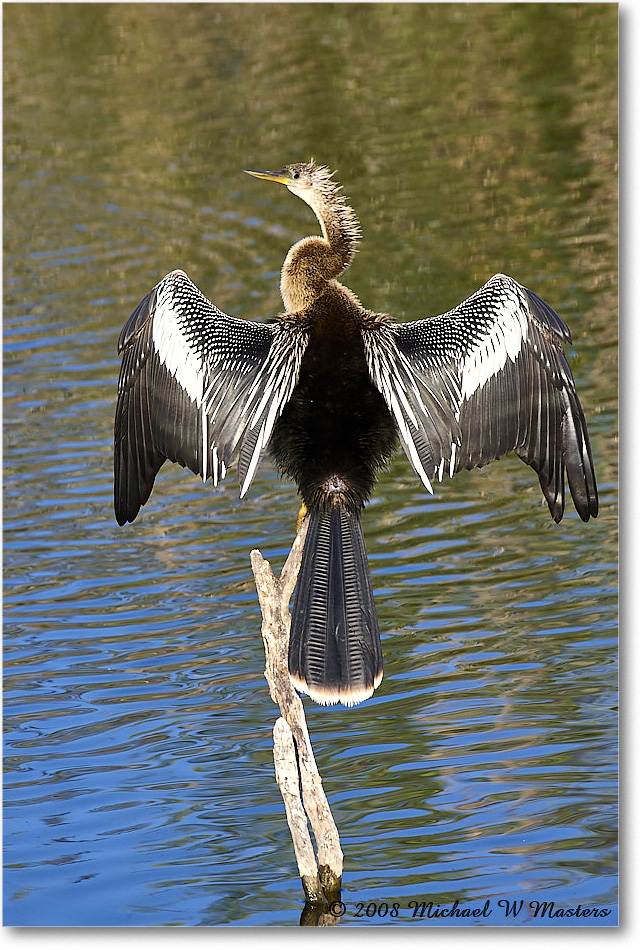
[280,191,360,312]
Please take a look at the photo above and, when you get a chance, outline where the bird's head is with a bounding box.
[244,161,361,298]
[244,161,341,213]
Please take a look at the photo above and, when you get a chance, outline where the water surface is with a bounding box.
[3,2,617,927]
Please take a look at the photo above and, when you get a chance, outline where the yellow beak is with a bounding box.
[244,167,290,185]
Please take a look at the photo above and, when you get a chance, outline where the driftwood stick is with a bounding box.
[272,717,325,905]
[250,516,343,903]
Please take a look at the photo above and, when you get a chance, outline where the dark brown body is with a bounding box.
[269,287,398,513]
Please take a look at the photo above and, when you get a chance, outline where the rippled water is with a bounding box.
[4,3,617,927]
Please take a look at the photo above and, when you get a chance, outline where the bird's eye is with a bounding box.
[290,170,300,180]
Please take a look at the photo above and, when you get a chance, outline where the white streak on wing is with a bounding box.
[212,445,219,487]
[248,340,301,437]
[250,362,287,431]
[244,344,277,408]
[249,376,274,427]
[449,441,457,478]
[234,334,308,499]
[390,344,424,403]
[152,297,204,405]
[391,372,419,429]
[411,445,434,494]
[262,392,282,445]
[387,386,433,493]
[202,375,220,412]
[363,328,434,492]
[204,373,231,417]
[201,405,208,482]
[459,293,528,401]
[240,424,266,498]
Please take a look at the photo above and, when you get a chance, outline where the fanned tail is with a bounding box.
[289,504,383,706]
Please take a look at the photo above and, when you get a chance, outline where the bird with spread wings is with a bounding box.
[115,162,598,706]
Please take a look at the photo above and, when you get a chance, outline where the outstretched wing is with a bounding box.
[362,273,598,522]
[114,269,308,525]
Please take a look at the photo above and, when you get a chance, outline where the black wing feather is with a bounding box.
[114,269,308,524]
[364,273,598,522]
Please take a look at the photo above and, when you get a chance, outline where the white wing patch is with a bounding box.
[459,282,529,402]
[152,288,205,406]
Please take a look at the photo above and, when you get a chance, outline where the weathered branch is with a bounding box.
[250,515,343,908]
[272,717,325,904]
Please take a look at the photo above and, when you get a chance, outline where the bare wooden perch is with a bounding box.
[250,516,343,910]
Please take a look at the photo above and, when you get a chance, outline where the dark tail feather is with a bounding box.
[289,504,383,706]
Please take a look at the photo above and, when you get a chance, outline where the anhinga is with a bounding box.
[114,161,598,707]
